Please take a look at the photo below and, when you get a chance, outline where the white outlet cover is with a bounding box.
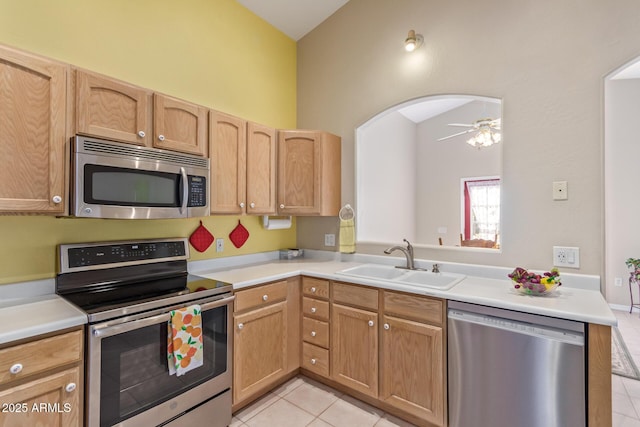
[553,246,580,268]
[324,234,336,247]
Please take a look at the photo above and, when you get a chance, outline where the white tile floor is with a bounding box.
[613,309,640,426]
[231,309,640,427]
[231,376,415,427]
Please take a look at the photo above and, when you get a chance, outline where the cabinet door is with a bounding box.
[0,46,66,213]
[277,130,322,215]
[0,367,81,427]
[380,315,444,426]
[331,303,378,397]
[210,111,246,214]
[246,122,276,214]
[153,94,208,156]
[76,70,150,145]
[234,301,287,403]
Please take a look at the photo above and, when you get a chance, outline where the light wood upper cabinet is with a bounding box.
[0,45,67,213]
[277,130,341,216]
[76,70,150,146]
[210,113,277,215]
[153,93,208,156]
[210,111,246,214]
[76,70,207,155]
[246,122,277,214]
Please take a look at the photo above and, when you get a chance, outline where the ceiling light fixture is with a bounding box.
[466,125,501,149]
[404,30,423,52]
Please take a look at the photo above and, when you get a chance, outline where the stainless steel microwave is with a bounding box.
[72,136,209,219]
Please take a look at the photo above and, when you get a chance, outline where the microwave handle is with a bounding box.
[179,167,188,215]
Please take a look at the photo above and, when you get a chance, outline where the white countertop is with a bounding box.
[0,280,87,345]
[191,257,617,326]
[0,251,617,345]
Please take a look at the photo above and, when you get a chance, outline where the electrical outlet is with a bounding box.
[324,234,336,247]
[615,277,623,287]
[553,246,580,268]
[216,238,224,252]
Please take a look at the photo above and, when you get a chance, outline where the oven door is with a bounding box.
[86,294,233,427]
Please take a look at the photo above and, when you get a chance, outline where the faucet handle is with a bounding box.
[432,263,440,273]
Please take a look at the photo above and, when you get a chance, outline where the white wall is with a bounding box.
[605,78,640,305]
[295,0,640,287]
[357,111,416,242]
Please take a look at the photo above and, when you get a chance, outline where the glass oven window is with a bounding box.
[85,164,180,207]
[99,306,228,427]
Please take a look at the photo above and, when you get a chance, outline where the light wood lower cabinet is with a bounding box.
[234,301,287,403]
[0,367,80,427]
[380,315,444,425]
[331,303,378,397]
[0,329,83,427]
[233,278,300,408]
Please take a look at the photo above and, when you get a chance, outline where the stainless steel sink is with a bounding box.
[336,264,465,290]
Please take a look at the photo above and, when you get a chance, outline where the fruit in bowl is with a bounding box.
[508,267,561,296]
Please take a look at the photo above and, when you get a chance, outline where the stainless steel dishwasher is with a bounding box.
[448,301,585,427]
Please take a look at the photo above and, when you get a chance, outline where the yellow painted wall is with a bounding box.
[0,0,297,284]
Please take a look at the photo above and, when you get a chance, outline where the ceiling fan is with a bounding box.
[437,117,501,148]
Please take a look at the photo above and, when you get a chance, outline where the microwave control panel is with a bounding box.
[188,176,207,207]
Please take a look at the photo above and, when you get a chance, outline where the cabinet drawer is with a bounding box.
[0,330,82,386]
[303,317,329,349]
[302,297,329,320]
[302,342,329,377]
[235,281,288,312]
[302,277,330,299]
[383,291,443,326]
[332,282,379,311]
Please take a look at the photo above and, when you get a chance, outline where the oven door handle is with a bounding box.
[92,295,235,338]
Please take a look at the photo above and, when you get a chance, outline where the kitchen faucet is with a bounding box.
[384,239,415,270]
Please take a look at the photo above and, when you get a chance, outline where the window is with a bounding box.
[463,178,500,243]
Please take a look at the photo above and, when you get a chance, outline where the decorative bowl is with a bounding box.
[512,280,560,296]
[508,267,561,296]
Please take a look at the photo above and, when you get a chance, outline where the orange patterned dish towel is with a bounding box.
[167,304,204,376]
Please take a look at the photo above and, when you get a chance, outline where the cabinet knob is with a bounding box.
[384,323,390,330]
[311,307,317,313]
[65,383,76,393]
[238,323,244,330]
[280,204,285,209]
[368,320,374,327]
[138,130,146,138]
[311,358,317,365]
[51,195,62,204]
[262,295,268,301]
[240,202,245,208]
[311,287,317,293]
[311,331,316,337]
[9,364,22,375]
[158,134,165,141]
[250,202,255,208]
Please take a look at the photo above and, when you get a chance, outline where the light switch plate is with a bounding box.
[324,234,336,247]
[216,238,224,252]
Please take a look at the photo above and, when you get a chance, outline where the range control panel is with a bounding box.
[62,239,187,270]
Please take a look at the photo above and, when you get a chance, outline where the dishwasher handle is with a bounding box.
[448,309,584,346]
